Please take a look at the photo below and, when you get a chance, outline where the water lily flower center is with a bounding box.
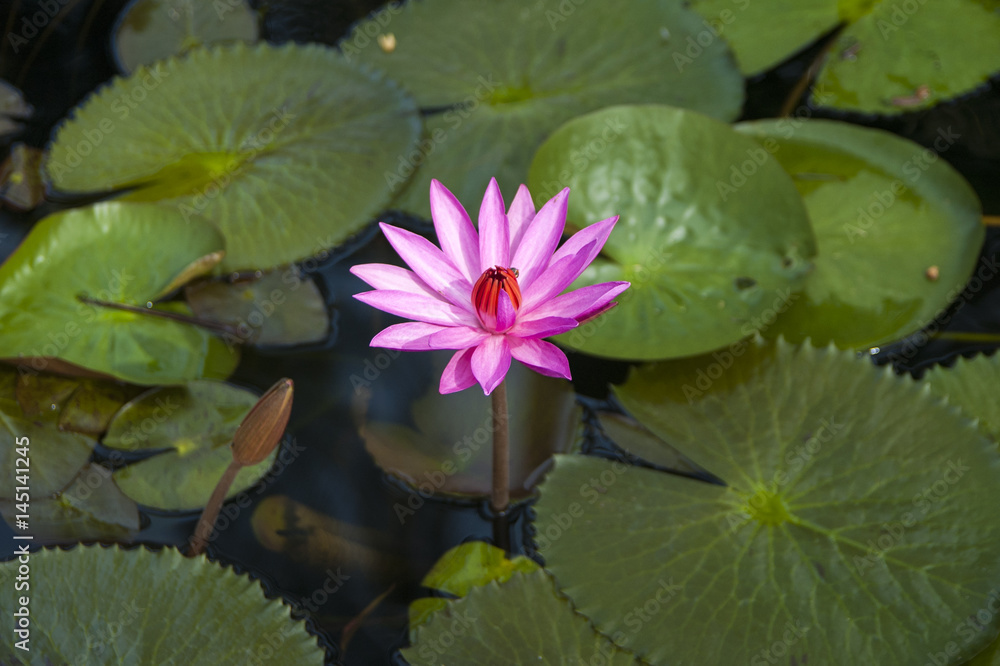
[472,266,522,331]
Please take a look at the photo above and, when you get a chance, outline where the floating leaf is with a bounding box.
[113,0,260,74]
[103,381,273,511]
[735,119,984,350]
[352,0,744,217]
[362,352,580,499]
[0,79,31,139]
[185,269,329,346]
[0,545,325,664]
[46,42,421,270]
[529,105,815,360]
[0,202,237,385]
[534,339,1000,664]
[0,143,45,211]
[924,353,1000,442]
[402,570,642,666]
[596,411,699,475]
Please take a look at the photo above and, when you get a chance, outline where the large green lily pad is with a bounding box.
[46,42,421,270]
[923,353,1000,442]
[735,119,984,350]
[529,105,815,360]
[402,569,643,666]
[0,202,237,385]
[351,0,743,218]
[0,545,325,664]
[689,0,1000,114]
[534,339,1000,665]
[104,380,275,511]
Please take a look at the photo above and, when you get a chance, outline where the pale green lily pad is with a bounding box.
[924,353,1000,442]
[104,381,275,511]
[529,105,815,360]
[0,545,325,664]
[185,268,329,346]
[0,202,237,385]
[534,339,1000,665]
[362,352,580,499]
[735,119,984,350]
[402,570,643,666]
[46,42,421,270]
[351,0,743,218]
[113,0,259,74]
[0,464,140,544]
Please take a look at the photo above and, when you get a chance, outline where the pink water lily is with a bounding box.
[351,178,629,395]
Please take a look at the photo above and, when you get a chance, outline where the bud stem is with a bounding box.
[491,380,510,550]
[189,459,242,556]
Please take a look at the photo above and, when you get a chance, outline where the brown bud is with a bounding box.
[232,378,293,466]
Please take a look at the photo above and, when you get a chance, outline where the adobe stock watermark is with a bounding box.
[7,0,72,53]
[290,566,351,615]
[671,0,750,72]
[875,0,929,39]
[413,608,478,661]
[533,115,628,202]
[339,1,404,61]
[78,600,146,664]
[749,619,810,665]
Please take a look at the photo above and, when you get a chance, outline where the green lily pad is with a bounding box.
[0,202,238,385]
[689,0,1000,114]
[0,78,31,139]
[735,119,984,350]
[185,268,329,347]
[46,42,421,270]
[924,353,1000,442]
[533,339,1000,664]
[113,0,259,74]
[596,411,699,475]
[0,545,325,664]
[0,464,140,544]
[103,380,274,511]
[362,352,580,500]
[529,105,816,360]
[969,632,1000,666]
[402,569,643,666]
[351,0,743,218]
[15,370,142,435]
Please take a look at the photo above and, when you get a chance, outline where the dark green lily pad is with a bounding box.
[0,79,31,139]
[402,569,642,666]
[15,370,142,435]
[596,411,699,475]
[529,105,815,360]
[104,381,274,511]
[46,42,421,270]
[0,202,238,385]
[351,0,743,217]
[113,0,259,74]
[0,545,325,664]
[534,339,1000,665]
[362,352,580,499]
[735,119,984,350]
[689,0,1000,114]
[924,353,1000,442]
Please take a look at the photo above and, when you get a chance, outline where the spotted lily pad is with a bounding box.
[735,119,984,350]
[46,42,421,270]
[0,202,237,385]
[113,0,259,73]
[402,569,643,666]
[924,353,1000,442]
[103,381,275,511]
[529,105,815,360]
[351,0,743,218]
[0,545,325,664]
[534,339,1000,664]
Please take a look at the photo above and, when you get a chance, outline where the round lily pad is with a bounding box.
[0,202,237,385]
[46,42,421,270]
[103,380,274,511]
[924,353,1000,442]
[113,0,259,74]
[534,339,1000,664]
[350,0,744,218]
[529,105,816,360]
[0,545,325,664]
[735,119,984,350]
[402,569,642,666]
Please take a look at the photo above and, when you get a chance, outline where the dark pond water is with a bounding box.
[1,1,999,664]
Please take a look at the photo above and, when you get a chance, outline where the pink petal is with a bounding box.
[440,348,478,394]
[371,322,450,350]
[507,184,536,255]
[496,289,517,332]
[508,315,579,339]
[509,338,571,380]
[471,334,511,395]
[355,290,479,327]
[524,281,630,322]
[478,178,510,271]
[350,263,437,298]
[510,188,568,291]
[430,179,480,283]
[380,223,472,309]
[430,326,489,349]
[519,241,596,311]
[549,216,618,271]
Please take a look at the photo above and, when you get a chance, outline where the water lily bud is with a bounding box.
[231,377,293,465]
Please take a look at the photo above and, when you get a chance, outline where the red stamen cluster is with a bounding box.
[472,266,521,328]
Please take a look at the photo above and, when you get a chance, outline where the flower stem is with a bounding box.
[491,381,510,551]
[189,459,242,556]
